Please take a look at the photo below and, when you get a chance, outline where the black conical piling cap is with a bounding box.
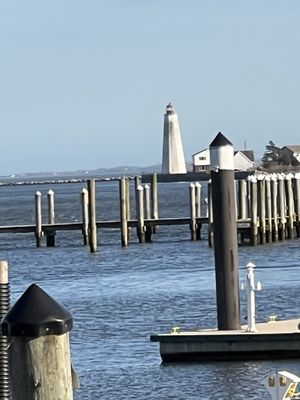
[210,132,233,148]
[1,284,73,337]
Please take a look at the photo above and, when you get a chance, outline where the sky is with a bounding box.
[0,0,300,175]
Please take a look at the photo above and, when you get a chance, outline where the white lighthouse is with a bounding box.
[161,102,187,174]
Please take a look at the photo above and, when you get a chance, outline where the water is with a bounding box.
[1,180,300,399]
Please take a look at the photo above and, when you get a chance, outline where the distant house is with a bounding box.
[233,150,255,171]
[192,149,210,172]
[280,146,300,165]
[192,149,255,172]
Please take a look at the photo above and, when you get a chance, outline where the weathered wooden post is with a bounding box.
[119,177,128,247]
[278,174,286,240]
[207,180,214,247]
[294,173,300,237]
[151,173,159,233]
[285,173,295,239]
[136,185,145,243]
[209,132,240,330]
[1,284,75,400]
[238,179,247,220]
[35,191,43,247]
[81,188,89,245]
[0,260,11,400]
[87,179,97,253]
[144,184,152,243]
[195,182,202,240]
[189,183,197,241]
[125,178,131,241]
[271,174,279,241]
[250,176,258,246]
[257,175,266,244]
[265,175,272,243]
[46,189,56,247]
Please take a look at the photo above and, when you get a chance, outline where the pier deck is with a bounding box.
[150,319,300,362]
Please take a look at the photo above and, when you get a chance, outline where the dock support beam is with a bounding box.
[209,132,241,331]
[35,191,43,247]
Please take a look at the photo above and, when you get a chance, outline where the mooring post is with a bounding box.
[238,179,247,220]
[195,182,202,240]
[144,184,152,243]
[0,260,11,400]
[151,173,159,233]
[257,175,266,244]
[250,176,258,246]
[119,177,128,247]
[87,179,97,253]
[136,185,145,243]
[46,189,56,247]
[285,173,295,240]
[189,183,197,241]
[294,173,300,237]
[125,178,131,241]
[81,188,89,245]
[271,174,279,241]
[207,180,214,247]
[35,191,43,247]
[1,284,75,400]
[265,176,272,243]
[278,174,286,241]
[209,132,241,330]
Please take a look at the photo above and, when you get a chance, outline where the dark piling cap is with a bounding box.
[1,284,73,337]
[210,132,233,148]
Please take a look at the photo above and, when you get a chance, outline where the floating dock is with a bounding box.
[150,319,300,362]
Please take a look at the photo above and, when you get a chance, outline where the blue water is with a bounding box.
[1,180,300,399]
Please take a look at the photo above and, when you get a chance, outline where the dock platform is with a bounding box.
[150,319,300,362]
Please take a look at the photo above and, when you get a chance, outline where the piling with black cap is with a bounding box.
[209,132,241,330]
[1,284,75,400]
[0,260,11,399]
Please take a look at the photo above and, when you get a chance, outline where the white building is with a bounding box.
[192,149,254,172]
[161,103,187,174]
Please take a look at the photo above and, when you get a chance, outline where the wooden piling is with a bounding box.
[265,176,272,243]
[151,173,159,233]
[209,132,240,330]
[257,175,266,244]
[35,191,43,247]
[271,175,279,241]
[238,179,247,220]
[294,173,300,237]
[87,179,97,253]
[278,174,286,241]
[208,180,213,247]
[136,185,145,243]
[46,189,56,247]
[2,284,74,400]
[125,178,131,241]
[250,176,258,246]
[189,183,196,241]
[0,260,11,400]
[119,177,128,247]
[285,173,295,239]
[81,188,89,245]
[195,182,202,240]
[144,184,152,242]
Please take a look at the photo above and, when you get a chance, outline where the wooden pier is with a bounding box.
[1,172,300,250]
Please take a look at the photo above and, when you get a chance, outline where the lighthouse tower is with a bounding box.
[161,102,187,174]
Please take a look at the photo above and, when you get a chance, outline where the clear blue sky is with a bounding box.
[1,0,299,175]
